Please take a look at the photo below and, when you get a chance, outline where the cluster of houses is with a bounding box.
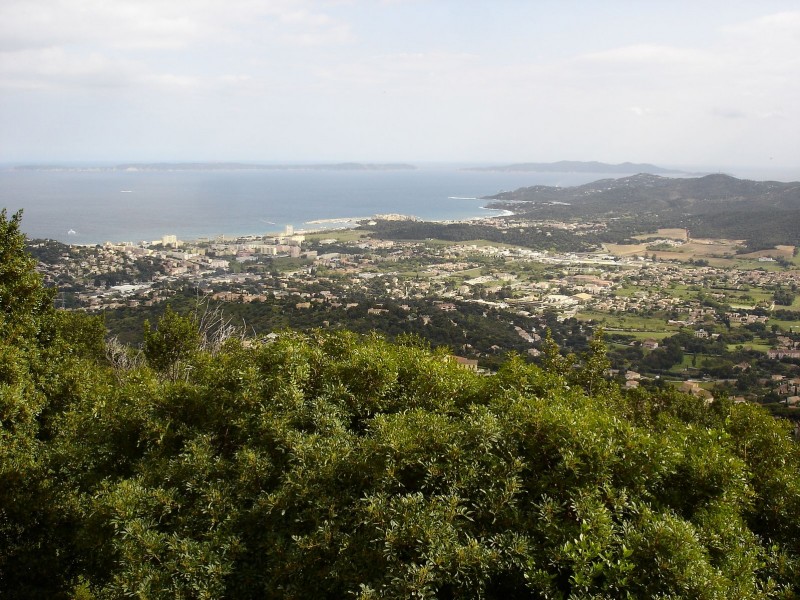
[768,336,800,360]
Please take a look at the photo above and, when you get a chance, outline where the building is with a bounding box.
[452,356,479,372]
[768,349,800,360]
[642,339,659,350]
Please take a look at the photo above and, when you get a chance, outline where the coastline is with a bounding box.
[5,168,539,245]
[20,201,513,246]
[59,203,515,247]
[28,200,515,246]
[244,205,514,244]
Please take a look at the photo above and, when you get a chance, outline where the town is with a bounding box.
[29,215,800,421]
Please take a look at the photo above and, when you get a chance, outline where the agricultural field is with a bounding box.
[736,245,796,260]
[768,318,800,333]
[604,236,744,265]
[638,228,689,241]
[726,341,772,352]
[603,237,798,273]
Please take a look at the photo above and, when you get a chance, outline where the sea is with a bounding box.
[0,166,714,245]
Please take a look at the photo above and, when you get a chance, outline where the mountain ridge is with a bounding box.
[484,173,800,248]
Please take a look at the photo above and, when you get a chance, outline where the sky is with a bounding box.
[1,0,799,171]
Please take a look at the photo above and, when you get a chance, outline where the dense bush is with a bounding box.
[3,209,800,598]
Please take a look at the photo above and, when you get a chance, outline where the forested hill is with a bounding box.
[485,173,800,248]
[486,173,800,210]
[3,208,800,598]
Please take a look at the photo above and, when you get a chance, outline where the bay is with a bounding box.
[1,167,622,244]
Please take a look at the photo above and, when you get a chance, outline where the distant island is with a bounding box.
[14,162,417,172]
[465,160,693,175]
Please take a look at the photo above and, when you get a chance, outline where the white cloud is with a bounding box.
[0,46,209,91]
[0,47,143,90]
[710,107,747,120]
[319,52,480,87]
[0,0,208,51]
[724,10,800,39]
[579,44,705,66]
[629,106,654,117]
[0,0,352,53]
[0,0,352,92]
[0,0,348,49]
[274,9,352,46]
[1,3,798,166]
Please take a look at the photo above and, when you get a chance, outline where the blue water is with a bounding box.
[1,167,620,244]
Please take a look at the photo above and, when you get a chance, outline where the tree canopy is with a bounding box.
[2,209,800,599]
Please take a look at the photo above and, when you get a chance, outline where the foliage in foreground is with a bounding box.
[2,209,800,599]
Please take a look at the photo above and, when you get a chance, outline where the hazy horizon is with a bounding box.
[4,160,800,182]
[2,1,799,170]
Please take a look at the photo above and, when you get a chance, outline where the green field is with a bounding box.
[663,284,703,300]
[446,267,484,280]
[768,319,800,333]
[731,258,787,272]
[728,288,773,303]
[672,353,715,371]
[726,342,771,353]
[613,285,647,298]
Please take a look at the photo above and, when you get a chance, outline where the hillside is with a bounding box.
[485,173,800,248]
[2,209,800,598]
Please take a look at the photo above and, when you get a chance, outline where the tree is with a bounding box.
[0,209,55,343]
[773,289,795,306]
[143,305,201,380]
[573,328,611,396]
[541,328,574,376]
[0,209,110,597]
